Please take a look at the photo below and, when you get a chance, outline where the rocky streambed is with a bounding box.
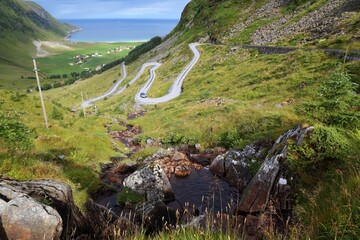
[0,124,314,239]
[91,121,313,237]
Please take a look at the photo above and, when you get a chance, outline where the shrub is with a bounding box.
[298,65,359,129]
[51,106,64,120]
[162,132,197,146]
[116,187,145,205]
[10,92,27,102]
[288,125,351,170]
[0,111,33,152]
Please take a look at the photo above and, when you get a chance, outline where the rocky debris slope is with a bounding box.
[252,0,360,45]
[223,0,288,42]
[222,0,359,45]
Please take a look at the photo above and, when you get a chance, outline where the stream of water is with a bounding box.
[96,166,240,214]
[168,166,240,213]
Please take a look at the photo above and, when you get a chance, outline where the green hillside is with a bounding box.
[0,0,359,239]
[0,0,72,38]
[0,0,76,89]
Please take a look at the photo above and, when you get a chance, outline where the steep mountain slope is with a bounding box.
[0,0,72,38]
[172,0,360,48]
[0,0,75,89]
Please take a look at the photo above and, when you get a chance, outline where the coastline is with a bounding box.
[65,28,147,43]
[65,28,82,42]
[61,18,176,43]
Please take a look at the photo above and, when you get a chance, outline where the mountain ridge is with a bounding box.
[0,0,75,39]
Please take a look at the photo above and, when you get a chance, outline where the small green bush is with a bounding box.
[162,132,197,146]
[51,106,64,120]
[298,65,359,129]
[0,111,33,152]
[116,187,145,205]
[288,125,351,170]
[131,146,160,162]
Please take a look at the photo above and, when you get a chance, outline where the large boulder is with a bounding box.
[210,144,266,191]
[123,165,174,203]
[0,179,88,239]
[0,194,62,240]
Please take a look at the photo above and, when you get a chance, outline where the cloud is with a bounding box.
[30,0,190,19]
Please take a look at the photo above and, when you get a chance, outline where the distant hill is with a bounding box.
[0,0,74,39]
[0,0,76,89]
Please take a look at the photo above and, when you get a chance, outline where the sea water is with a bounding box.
[62,19,179,42]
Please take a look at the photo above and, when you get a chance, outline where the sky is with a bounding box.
[29,0,190,20]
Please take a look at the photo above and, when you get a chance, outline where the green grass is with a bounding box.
[292,159,360,239]
[36,42,141,76]
[0,35,141,90]
[98,44,343,149]
[44,65,125,109]
[0,90,120,207]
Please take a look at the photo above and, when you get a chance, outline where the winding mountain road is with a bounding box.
[81,62,127,108]
[135,43,200,105]
[81,43,200,108]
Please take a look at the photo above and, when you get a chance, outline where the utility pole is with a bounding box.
[33,59,49,129]
[81,91,86,117]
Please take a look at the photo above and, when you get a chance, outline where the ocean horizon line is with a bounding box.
[63,18,177,43]
[60,18,179,21]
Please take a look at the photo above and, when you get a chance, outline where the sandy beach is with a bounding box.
[33,40,71,57]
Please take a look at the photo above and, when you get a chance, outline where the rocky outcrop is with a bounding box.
[123,165,174,203]
[0,179,88,239]
[238,126,314,214]
[210,144,267,191]
[0,194,62,240]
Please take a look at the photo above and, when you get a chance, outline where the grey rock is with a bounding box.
[123,165,174,203]
[210,145,264,191]
[0,194,62,240]
[0,179,88,238]
[152,148,172,159]
[146,137,158,146]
